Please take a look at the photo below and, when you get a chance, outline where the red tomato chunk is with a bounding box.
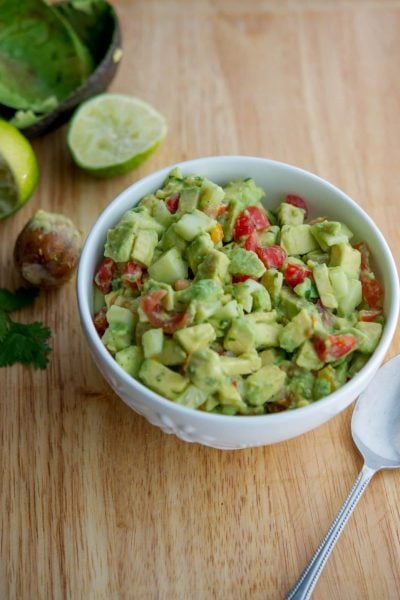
[284,263,312,287]
[94,258,117,294]
[233,206,269,241]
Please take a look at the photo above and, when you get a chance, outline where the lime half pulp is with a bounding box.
[67,93,168,177]
[0,119,39,219]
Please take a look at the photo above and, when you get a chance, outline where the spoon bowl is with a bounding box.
[352,354,400,469]
[287,353,400,599]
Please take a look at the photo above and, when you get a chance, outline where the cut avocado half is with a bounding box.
[0,0,122,138]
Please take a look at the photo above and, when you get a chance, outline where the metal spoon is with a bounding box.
[286,354,400,600]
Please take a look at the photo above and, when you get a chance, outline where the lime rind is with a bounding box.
[0,119,39,219]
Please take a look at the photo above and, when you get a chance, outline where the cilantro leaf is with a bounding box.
[0,321,52,369]
[0,287,39,312]
[0,310,9,341]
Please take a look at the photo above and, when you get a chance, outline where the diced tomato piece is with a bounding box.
[94,258,117,294]
[166,193,180,213]
[286,194,308,218]
[233,206,269,241]
[140,289,190,334]
[256,245,286,269]
[232,274,255,283]
[314,334,357,361]
[93,307,108,336]
[122,261,144,290]
[246,206,269,229]
[284,263,312,287]
[359,308,383,322]
[361,278,384,309]
[233,212,255,240]
[243,231,259,252]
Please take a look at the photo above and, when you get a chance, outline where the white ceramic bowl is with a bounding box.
[77,156,399,449]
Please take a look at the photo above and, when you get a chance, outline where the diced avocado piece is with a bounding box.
[280,224,319,255]
[203,395,219,412]
[295,340,324,370]
[233,279,271,313]
[277,202,305,225]
[138,359,188,400]
[261,269,283,306]
[310,221,353,251]
[220,351,262,375]
[293,277,318,301]
[278,287,308,319]
[131,229,158,267]
[186,348,224,393]
[353,321,383,353]
[313,263,338,309]
[337,278,362,316]
[314,365,339,399]
[199,178,225,215]
[187,233,214,272]
[329,266,348,299]
[329,243,361,279]
[224,317,256,353]
[228,248,266,279]
[259,348,287,366]
[244,365,286,406]
[174,209,216,241]
[175,384,208,409]
[244,311,283,349]
[158,338,187,366]
[104,221,135,262]
[348,352,370,378]
[257,225,280,247]
[223,178,265,206]
[210,299,242,324]
[102,305,136,354]
[252,283,271,311]
[174,323,216,353]
[305,250,329,264]
[313,376,332,400]
[196,249,230,283]
[123,209,165,235]
[142,328,164,358]
[161,224,187,253]
[115,345,144,377]
[217,381,248,413]
[148,248,188,285]
[279,308,314,352]
[177,186,200,214]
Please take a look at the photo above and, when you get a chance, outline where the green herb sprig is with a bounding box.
[0,288,52,369]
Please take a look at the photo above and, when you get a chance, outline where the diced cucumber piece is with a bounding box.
[142,328,164,358]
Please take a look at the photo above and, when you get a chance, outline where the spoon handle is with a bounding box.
[285,463,376,600]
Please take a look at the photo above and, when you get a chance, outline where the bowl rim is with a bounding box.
[77,155,400,424]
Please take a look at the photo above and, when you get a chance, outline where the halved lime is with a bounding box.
[67,93,167,177]
[0,119,39,220]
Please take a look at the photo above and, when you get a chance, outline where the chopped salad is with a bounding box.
[92,169,384,415]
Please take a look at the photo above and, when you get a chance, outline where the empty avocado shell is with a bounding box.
[0,0,122,138]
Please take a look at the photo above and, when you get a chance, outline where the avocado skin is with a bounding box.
[10,2,122,138]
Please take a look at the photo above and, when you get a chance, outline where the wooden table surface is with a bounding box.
[1,1,400,598]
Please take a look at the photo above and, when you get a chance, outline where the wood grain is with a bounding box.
[1,1,400,598]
